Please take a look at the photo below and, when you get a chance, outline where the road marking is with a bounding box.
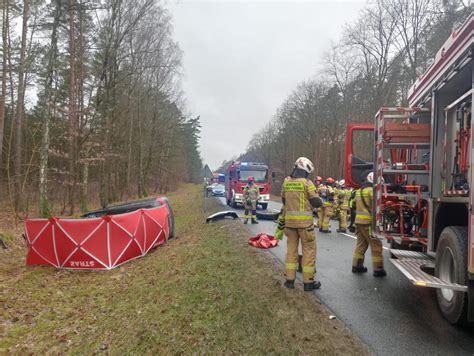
[341,232,389,251]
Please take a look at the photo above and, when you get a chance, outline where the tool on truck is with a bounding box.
[345,14,474,325]
[225,161,273,209]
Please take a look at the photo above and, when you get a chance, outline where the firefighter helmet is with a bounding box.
[326,177,335,184]
[339,179,345,187]
[294,157,314,174]
[248,176,255,183]
[367,172,373,183]
[315,176,322,183]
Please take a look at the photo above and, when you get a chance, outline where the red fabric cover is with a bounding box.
[248,233,279,249]
[25,205,169,270]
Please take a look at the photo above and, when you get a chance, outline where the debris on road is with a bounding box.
[205,211,239,223]
[329,315,336,320]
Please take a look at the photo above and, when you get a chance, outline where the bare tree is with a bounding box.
[13,0,29,211]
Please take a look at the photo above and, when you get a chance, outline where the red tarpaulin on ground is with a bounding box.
[25,206,170,270]
[248,233,279,249]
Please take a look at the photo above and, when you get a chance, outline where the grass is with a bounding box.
[0,184,368,354]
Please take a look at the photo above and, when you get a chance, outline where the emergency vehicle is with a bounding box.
[210,173,225,185]
[345,14,474,325]
[225,161,272,210]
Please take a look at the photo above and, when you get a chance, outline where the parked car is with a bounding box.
[211,184,225,197]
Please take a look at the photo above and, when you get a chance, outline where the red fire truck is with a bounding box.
[225,161,272,210]
[345,14,474,325]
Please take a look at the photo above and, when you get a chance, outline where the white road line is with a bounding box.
[341,232,389,250]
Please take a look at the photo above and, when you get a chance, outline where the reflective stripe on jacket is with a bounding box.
[243,184,260,201]
[340,189,351,209]
[355,186,372,225]
[281,177,319,228]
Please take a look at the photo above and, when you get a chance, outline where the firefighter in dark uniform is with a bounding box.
[282,157,322,291]
[243,176,260,224]
[352,172,386,277]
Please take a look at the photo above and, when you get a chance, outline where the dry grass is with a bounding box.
[0,184,368,354]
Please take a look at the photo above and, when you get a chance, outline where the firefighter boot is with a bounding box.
[352,266,368,273]
[373,269,387,277]
[284,280,295,289]
[244,209,250,224]
[304,281,321,291]
[251,211,258,224]
[337,228,347,233]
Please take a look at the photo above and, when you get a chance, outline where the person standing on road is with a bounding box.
[315,176,323,228]
[282,157,322,291]
[319,177,335,233]
[243,176,260,224]
[348,188,357,232]
[337,180,351,233]
[352,172,386,277]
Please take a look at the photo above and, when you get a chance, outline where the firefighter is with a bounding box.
[337,180,351,233]
[348,188,357,233]
[315,176,323,228]
[282,157,322,291]
[243,176,260,224]
[352,172,386,277]
[320,177,335,233]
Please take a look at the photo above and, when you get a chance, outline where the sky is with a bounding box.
[166,0,367,170]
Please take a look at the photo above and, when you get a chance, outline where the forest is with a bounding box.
[0,0,202,219]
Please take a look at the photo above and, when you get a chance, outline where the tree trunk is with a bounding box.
[14,0,30,212]
[67,0,77,215]
[0,0,9,170]
[39,0,60,217]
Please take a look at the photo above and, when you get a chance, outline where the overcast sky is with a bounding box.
[166,0,366,170]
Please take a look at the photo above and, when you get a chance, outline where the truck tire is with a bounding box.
[435,226,469,325]
[260,203,268,210]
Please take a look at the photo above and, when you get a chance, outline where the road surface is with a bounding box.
[212,196,474,355]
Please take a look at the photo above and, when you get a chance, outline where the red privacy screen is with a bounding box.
[24,206,170,270]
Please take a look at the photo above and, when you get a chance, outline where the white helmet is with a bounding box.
[339,179,345,187]
[367,172,374,184]
[294,157,314,174]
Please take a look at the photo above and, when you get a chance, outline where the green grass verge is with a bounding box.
[0,184,367,354]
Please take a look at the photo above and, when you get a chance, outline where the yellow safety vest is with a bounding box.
[281,177,318,228]
[355,186,372,225]
[243,184,260,201]
[340,189,351,209]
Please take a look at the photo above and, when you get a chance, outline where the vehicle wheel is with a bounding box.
[256,209,280,221]
[261,203,268,210]
[435,226,468,325]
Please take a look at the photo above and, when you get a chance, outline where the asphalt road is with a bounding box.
[211,196,474,356]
